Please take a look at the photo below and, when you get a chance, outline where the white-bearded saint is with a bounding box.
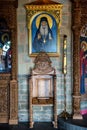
[33,17,53,52]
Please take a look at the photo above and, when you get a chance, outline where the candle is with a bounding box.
[63,35,67,74]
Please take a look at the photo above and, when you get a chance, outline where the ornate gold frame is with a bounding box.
[25,3,62,57]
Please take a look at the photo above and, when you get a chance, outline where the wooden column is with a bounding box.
[72,0,82,119]
[29,77,33,128]
[9,3,18,124]
[53,74,57,128]
[9,80,18,124]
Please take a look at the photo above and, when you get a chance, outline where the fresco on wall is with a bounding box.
[80,24,87,115]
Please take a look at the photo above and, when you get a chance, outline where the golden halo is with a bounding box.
[36,14,53,29]
[1,33,9,43]
[81,41,87,51]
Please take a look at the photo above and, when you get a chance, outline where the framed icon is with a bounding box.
[25,2,62,57]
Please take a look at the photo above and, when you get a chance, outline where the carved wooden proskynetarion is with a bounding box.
[29,51,57,128]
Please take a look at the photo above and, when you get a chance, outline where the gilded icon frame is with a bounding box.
[25,3,62,57]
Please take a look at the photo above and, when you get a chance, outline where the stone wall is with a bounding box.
[17,0,72,122]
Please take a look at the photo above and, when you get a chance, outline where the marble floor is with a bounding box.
[0,122,57,130]
[0,117,87,130]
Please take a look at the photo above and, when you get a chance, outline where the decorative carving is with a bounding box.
[0,0,18,124]
[72,0,82,119]
[9,80,18,124]
[0,75,10,123]
[32,97,53,104]
[0,87,8,113]
[73,96,82,119]
[72,0,87,119]
[33,51,55,74]
[81,1,87,26]
[29,51,57,128]
[26,9,61,27]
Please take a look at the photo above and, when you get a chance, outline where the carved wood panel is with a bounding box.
[72,0,87,119]
[0,75,10,123]
[0,0,18,124]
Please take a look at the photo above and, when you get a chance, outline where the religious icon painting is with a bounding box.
[80,24,87,94]
[0,18,11,72]
[32,13,57,53]
[25,2,63,56]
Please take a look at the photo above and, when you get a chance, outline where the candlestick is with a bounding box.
[63,35,67,75]
[59,35,71,119]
